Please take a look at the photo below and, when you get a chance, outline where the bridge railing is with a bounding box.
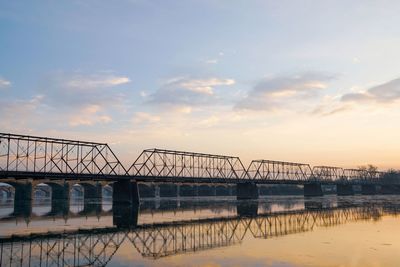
[0,133,127,177]
[127,149,248,180]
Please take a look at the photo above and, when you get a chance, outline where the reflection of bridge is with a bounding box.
[0,203,398,266]
[1,132,399,205]
[0,199,240,224]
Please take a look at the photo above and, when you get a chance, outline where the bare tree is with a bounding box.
[358,164,379,180]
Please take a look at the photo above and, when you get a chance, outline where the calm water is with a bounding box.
[0,195,399,267]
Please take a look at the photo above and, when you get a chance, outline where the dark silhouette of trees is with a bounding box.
[381,169,400,184]
[357,165,400,184]
[358,164,379,180]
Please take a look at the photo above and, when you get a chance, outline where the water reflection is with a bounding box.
[0,196,399,266]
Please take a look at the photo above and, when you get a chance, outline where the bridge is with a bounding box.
[1,132,399,205]
[0,201,398,266]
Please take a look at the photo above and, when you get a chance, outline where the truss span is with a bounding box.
[0,132,390,184]
[246,160,313,182]
[0,133,127,177]
[312,166,345,181]
[128,149,247,181]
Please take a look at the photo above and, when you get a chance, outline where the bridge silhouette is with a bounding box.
[0,200,398,266]
[1,132,399,205]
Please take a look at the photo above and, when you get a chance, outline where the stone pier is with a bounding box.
[380,184,400,195]
[336,184,354,196]
[48,183,70,200]
[50,198,70,216]
[361,184,377,195]
[81,183,102,199]
[237,182,259,200]
[13,182,33,218]
[113,181,140,204]
[304,183,323,197]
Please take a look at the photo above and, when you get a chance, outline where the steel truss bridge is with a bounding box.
[0,204,397,266]
[0,133,389,184]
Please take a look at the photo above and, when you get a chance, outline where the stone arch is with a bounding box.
[0,183,14,199]
[75,182,102,216]
[40,182,70,200]
[36,182,70,216]
[1,181,33,218]
[103,183,113,199]
[34,183,51,198]
[101,183,113,212]
[71,184,84,198]
[0,183,15,217]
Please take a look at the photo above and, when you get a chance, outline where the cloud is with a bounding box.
[235,72,335,111]
[68,105,112,126]
[341,77,400,104]
[132,112,161,124]
[197,115,220,127]
[147,77,235,107]
[204,59,218,64]
[311,103,351,116]
[0,77,11,88]
[0,95,45,130]
[0,71,131,129]
[65,74,130,89]
[312,77,400,116]
[40,71,131,109]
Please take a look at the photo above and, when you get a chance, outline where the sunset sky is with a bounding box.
[1,1,400,169]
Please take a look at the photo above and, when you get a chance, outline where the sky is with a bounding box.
[1,0,400,169]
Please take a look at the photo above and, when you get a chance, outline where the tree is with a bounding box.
[382,169,400,184]
[357,164,378,180]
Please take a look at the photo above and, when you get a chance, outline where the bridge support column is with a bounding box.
[361,184,377,195]
[113,181,140,204]
[236,183,259,200]
[304,183,323,197]
[81,183,102,199]
[380,185,400,195]
[336,184,354,196]
[14,182,33,202]
[13,182,33,218]
[50,198,70,216]
[49,183,70,200]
